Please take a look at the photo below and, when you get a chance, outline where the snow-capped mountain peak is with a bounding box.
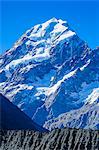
[1,18,76,72]
[0,18,99,130]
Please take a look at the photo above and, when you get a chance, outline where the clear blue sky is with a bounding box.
[1,0,99,54]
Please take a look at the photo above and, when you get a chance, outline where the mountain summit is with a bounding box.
[0,18,99,130]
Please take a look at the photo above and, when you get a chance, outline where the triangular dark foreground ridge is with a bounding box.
[0,93,48,132]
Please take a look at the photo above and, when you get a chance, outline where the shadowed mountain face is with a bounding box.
[0,129,99,150]
[0,94,47,132]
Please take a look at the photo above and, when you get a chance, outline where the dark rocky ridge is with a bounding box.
[0,128,99,150]
[0,93,47,132]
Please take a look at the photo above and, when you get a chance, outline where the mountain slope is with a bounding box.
[0,18,99,130]
[0,93,47,132]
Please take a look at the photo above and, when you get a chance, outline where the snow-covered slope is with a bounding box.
[0,18,99,130]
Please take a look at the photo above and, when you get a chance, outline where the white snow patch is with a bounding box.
[0,59,3,64]
[5,47,51,71]
[57,30,75,43]
[35,69,77,102]
[79,81,99,103]
[51,23,67,35]
[80,59,90,71]
[5,84,33,99]
[85,88,99,104]
[35,69,77,109]
[58,19,67,24]
[46,69,77,96]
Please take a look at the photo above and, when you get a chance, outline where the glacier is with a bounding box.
[0,18,99,130]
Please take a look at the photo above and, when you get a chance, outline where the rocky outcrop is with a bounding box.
[0,128,99,150]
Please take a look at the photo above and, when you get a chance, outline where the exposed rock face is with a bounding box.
[0,128,99,150]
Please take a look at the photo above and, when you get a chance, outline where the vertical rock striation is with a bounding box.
[0,128,99,150]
